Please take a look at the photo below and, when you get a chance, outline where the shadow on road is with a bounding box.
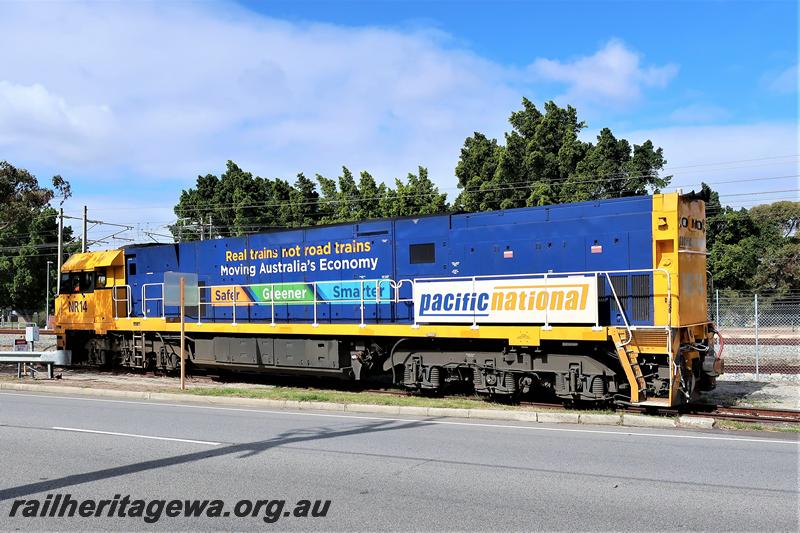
[0,417,430,501]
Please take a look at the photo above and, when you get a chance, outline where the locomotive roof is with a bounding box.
[121,192,692,252]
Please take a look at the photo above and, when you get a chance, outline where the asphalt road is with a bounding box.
[0,391,797,531]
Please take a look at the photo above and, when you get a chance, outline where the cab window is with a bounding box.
[59,272,95,294]
[60,273,71,294]
[80,272,95,293]
[96,269,107,288]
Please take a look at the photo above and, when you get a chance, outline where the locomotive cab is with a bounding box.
[56,250,127,332]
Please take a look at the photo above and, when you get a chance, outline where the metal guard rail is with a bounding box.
[0,350,72,379]
[115,269,672,342]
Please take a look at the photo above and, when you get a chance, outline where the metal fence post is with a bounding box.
[715,289,719,326]
[754,293,759,379]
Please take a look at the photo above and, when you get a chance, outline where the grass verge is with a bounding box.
[716,420,800,433]
[183,386,517,410]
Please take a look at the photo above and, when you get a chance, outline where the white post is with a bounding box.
[715,288,719,326]
[411,279,419,329]
[180,276,186,390]
[754,293,760,379]
[232,285,237,326]
[196,286,203,325]
[542,272,551,330]
[470,276,479,330]
[312,282,318,327]
[359,280,365,328]
[270,283,276,327]
[593,272,601,330]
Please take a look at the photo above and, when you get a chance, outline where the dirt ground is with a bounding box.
[0,366,269,394]
[1,365,797,411]
[701,373,799,410]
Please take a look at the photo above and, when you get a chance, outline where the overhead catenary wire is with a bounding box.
[150,174,800,214]
[6,154,798,245]
[77,157,800,213]
[5,188,795,246]
[46,192,795,242]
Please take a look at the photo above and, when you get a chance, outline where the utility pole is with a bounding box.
[179,276,186,390]
[56,208,63,295]
[82,205,88,253]
[45,260,53,329]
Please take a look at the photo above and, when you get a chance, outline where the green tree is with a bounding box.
[383,167,448,217]
[454,98,668,209]
[174,161,294,238]
[0,161,73,318]
[316,173,340,224]
[174,172,220,239]
[454,132,502,212]
[175,162,448,235]
[289,173,319,227]
[334,166,359,222]
[749,201,800,239]
[751,241,800,296]
[704,180,799,297]
[356,171,387,220]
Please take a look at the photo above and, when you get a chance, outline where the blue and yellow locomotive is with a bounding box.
[56,192,723,406]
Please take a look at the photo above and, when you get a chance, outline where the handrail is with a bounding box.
[141,283,165,319]
[111,285,132,318]
[109,267,672,330]
[603,273,633,347]
[195,278,400,327]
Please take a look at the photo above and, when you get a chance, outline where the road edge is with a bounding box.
[0,381,716,429]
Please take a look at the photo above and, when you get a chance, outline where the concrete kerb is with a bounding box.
[678,415,716,429]
[537,411,581,424]
[579,413,622,426]
[622,413,678,428]
[0,381,722,430]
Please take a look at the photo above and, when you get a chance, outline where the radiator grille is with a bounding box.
[631,274,651,322]
[633,329,668,348]
[599,273,653,324]
[609,275,628,318]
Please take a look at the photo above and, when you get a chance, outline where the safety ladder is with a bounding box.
[610,328,647,403]
[132,332,147,368]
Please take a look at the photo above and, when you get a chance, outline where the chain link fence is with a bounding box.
[710,292,800,379]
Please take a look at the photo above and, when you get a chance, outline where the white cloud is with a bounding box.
[0,0,791,232]
[529,39,678,106]
[621,122,799,207]
[0,2,686,196]
[669,103,730,124]
[0,81,113,162]
[765,64,798,94]
[0,1,519,186]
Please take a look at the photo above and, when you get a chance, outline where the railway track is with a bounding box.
[702,406,800,424]
[360,389,800,424]
[3,366,798,425]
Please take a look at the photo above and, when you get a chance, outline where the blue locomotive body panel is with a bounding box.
[125,195,654,326]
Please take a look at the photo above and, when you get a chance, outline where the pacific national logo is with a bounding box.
[419,285,589,316]
[414,276,597,325]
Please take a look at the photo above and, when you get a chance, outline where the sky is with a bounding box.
[0,0,797,246]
